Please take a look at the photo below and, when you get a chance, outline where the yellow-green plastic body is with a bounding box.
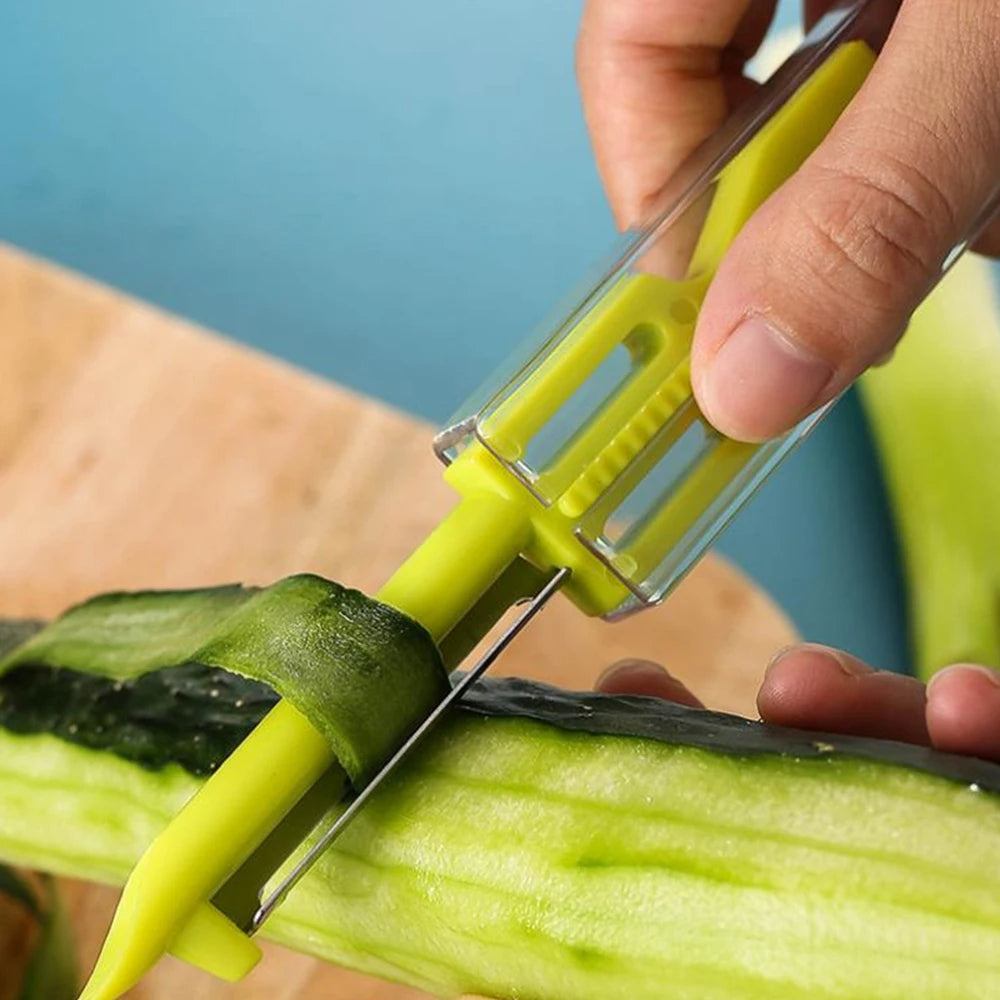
[81,37,876,1000]
[440,40,874,617]
[80,496,531,999]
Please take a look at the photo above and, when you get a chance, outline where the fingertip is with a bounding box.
[926,664,1000,760]
[757,643,865,725]
[597,658,664,688]
[758,643,928,744]
[596,659,704,708]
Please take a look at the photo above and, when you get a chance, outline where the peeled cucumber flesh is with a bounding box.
[1,673,1000,997]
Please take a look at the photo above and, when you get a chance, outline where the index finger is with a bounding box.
[576,0,777,227]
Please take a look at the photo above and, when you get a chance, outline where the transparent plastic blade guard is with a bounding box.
[437,0,909,619]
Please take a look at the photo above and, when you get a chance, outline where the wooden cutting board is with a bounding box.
[0,242,797,999]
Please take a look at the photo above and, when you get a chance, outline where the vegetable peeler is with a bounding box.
[80,1,990,996]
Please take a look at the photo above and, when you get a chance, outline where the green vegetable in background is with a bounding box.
[860,254,1000,679]
[0,866,77,1000]
[0,575,447,785]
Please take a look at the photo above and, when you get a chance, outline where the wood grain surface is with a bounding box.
[0,242,797,998]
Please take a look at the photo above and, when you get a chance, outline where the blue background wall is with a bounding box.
[0,2,909,671]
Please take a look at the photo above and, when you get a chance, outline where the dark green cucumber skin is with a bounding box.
[463,677,1000,794]
[0,576,449,783]
[0,620,278,776]
[2,618,999,796]
[0,660,276,777]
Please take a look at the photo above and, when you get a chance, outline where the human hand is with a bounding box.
[599,646,1000,759]
[577,0,1000,442]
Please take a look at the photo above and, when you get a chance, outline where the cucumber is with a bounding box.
[0,576,447,783]
[2,607,1000,998]
[0,646,275,776]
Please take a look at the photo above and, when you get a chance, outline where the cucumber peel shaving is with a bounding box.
[860,253,1000,679]
[0,575,447,783]
[3,584,1000,998]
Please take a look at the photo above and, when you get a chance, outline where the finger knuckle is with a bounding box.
[797,156,951,303]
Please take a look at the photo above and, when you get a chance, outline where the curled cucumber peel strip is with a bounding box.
[0,574,449,785]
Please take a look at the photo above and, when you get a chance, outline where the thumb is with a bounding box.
[691,0,1000,442]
